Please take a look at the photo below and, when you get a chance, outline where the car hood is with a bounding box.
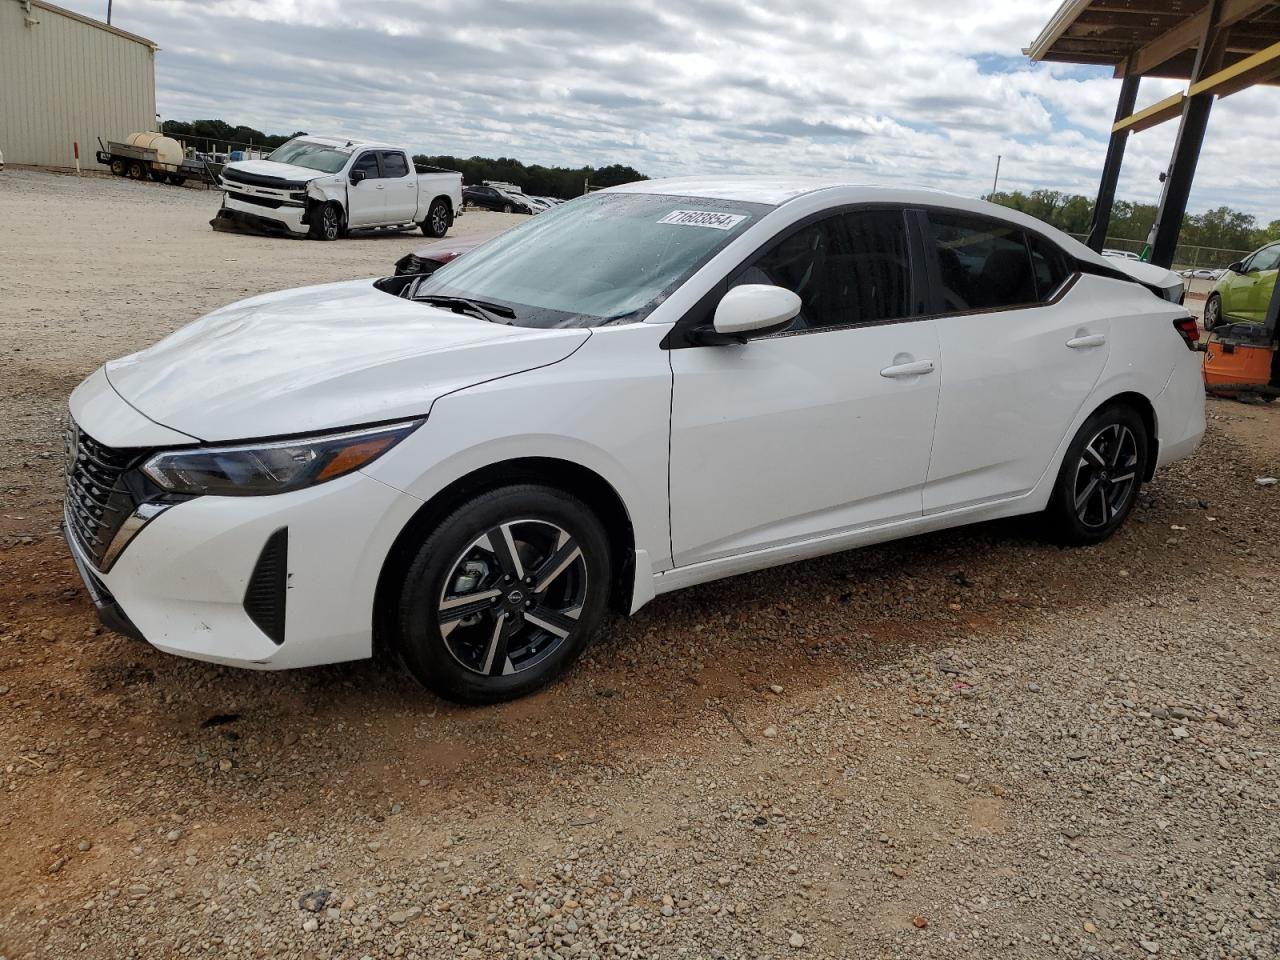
[222,158,330,183]
[104,279,590,442]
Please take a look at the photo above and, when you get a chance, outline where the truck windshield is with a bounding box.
[266,138,352,174]
[406,193,768,328]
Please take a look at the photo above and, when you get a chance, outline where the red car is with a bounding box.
[394,231,499,276]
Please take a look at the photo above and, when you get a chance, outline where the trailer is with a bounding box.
[95,133,212,186]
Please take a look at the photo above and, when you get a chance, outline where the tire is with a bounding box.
[309,202,342,241]
[168,174,186,186]
[396,484,612,704]
[1203,293,1222,331]
[502,203,513,214]
[1045,403,1149,546]
[128,160,146,180]
[148,168,166,182]
[109,158,126,176]
[420,198,450,238]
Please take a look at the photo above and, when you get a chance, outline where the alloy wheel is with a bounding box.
[1072,423,1138,529]
[437,519,587,677]
[431,204,448,235]
[322,207,339,240]
[1205,296,1219,329]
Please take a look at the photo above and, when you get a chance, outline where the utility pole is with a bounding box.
[107,1,112,24]
[990,155,1002,199]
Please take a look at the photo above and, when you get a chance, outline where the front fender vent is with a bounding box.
[243,528,288,645]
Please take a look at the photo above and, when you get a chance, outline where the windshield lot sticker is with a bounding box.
[657,210,747,230]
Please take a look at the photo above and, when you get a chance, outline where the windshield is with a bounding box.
[407,192,768,327]
[266,138,352,174]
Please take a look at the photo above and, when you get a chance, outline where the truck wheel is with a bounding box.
[110,158,126,176]
[421,199,451,238]
[128,161,146,180]
[309,202,343,241]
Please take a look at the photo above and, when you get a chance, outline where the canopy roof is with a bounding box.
[1026,0,1280,81]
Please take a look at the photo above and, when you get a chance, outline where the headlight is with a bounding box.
[142,420,421,497]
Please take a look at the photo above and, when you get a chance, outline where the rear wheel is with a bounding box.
[421,198,450,238]
[502,203,513,214]
[396,484,612,704]
[309,202,342,241]
[1045,404,1148,545]
[1203,293,1222,330]
[127,160,146,180]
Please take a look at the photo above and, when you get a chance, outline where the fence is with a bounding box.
[1068,234,1251,272]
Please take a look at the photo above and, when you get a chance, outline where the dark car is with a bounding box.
[463,184,533,214]
[393,230,500,276]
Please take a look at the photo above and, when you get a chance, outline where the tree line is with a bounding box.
[988,189,1280,254]
[412,155,646,199]
[160,119,302,151]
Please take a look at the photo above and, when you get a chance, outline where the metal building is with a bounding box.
[1,0,158,168]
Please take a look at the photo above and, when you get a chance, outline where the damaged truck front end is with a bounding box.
[211,167,343,239]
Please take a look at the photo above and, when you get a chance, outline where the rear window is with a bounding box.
[382,152,409,178]
[927,212,1036,312]
[1028,234,1073,301]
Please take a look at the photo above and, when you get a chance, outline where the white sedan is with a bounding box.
[65,178,1205,703]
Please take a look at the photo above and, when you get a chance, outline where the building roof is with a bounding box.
[1025,0,1280,80]
[33,0,159,51]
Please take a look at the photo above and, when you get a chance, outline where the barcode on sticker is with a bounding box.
[657,209,747,230]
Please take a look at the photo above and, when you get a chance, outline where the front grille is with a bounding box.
[220,167,308,190]
[228,190,284,209]
[64,421,142,570]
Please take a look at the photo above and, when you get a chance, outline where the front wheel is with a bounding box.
[309,202,342,241]
[1203,293,1222,330]
[396,484,612,704]
[421,199,450,238]
[110,158,126,176]
[1045,404,1149,545]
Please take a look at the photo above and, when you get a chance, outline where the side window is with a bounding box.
[927,213,1036,312]
[381,151,409,178]
[732,211,913,331]
[838,210,913,324]
[733,216,846,330]
[351,152,380,179]
[1028,234,1072,302]
[1252,246,1280,272]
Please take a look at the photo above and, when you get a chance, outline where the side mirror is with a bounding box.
[350,169,367,185]
[1227,260,1243,273]
[710,284,802,342]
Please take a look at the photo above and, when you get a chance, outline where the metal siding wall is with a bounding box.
[0,3,156,167]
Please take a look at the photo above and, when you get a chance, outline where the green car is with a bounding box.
[1204,240,1280,329]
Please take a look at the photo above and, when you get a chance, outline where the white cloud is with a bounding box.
[64,0,1280,222]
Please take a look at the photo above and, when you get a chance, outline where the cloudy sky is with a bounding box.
[67,0,1280,221]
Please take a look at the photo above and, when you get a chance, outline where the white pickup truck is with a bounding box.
[212,136,463,241]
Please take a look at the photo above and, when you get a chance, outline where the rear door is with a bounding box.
[380,150,418,224]
[346,151,384,227]
[668,208,941,565]
[920,211,1109,513]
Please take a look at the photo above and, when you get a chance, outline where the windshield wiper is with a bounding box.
[417,294,517,324]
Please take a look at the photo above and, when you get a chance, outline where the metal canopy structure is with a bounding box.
[1026,0,1280,267]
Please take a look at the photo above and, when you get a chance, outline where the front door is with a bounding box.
[920,211,1110,512]
[668,209,940,566]
[346,151,384,227]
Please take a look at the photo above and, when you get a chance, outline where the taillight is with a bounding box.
[1173,316,1200,349]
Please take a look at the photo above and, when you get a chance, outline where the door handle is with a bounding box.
[1066,334,1106,349]
[879,358,935,378]
[375,184,386,190]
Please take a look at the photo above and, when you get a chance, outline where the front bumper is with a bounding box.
[65,470,423,670]
[211,195,308,237]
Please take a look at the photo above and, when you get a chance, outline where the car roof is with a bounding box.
[298,136,403,151]
[606,176,1171,288]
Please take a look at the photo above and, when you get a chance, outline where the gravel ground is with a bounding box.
[1,169,1278,960]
